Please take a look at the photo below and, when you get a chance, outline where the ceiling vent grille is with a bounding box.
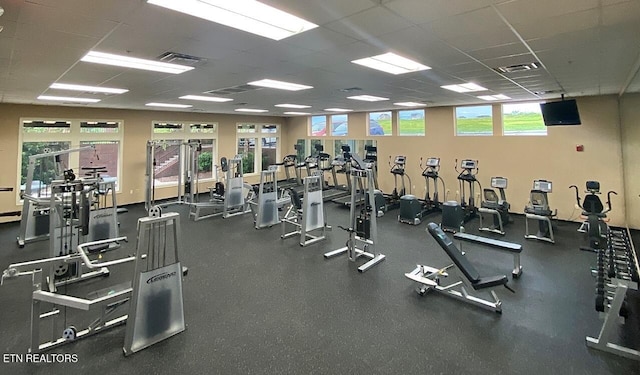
[339,87,363,93]
[158,52,204,65]
[494,62,539,74]
[205,85,261,96]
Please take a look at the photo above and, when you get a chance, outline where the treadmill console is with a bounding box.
[491,177,508,189]
[394,156,406,165]
[461,159,477,170]
[426,158,440,167]
[533,180,552,193]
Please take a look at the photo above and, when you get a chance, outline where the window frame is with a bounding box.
[368,111,392,136]
[501,102,547,136]
[235,123,281,175]
[397,109,426,136]
[17,118,124,203]
[454,105,494,136]
[309,115,327,137]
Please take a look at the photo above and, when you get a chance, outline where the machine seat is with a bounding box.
[474,275,509,290]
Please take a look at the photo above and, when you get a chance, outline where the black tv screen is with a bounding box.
[540,99,581,126]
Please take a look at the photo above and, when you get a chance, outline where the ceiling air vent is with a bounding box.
[534,90,561,95]
[494,62,539,74]
[205,85,261,96]
[158,52,204,65]
[339,87,363,93]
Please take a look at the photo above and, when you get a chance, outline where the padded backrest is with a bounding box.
[288,188,302,210]
[483,188,498,203]
[427,223,480,282]
[583,194,604,214]
[220,157,228,172]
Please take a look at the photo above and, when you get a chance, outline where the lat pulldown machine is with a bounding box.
[281,172,330,246]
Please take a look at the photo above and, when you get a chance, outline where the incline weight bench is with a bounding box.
[405,223,514,313]
[453,233,523,278]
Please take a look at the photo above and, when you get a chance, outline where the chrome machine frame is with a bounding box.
[324,154,385,273]
[281,173,330,246]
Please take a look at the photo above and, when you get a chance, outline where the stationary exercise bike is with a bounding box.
[570,181,616,252]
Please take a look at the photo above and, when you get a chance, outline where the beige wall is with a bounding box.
[0,103,285,222]
[288,95,632,228]
[1,95,638,228]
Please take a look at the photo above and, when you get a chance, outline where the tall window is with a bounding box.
[502,102,547,136]
[151,122,218,185]
[18,119,123,200]
[368,111,391,136]
[398,109,425,136]
[331,114,348,136]
[236,123,280,174]
[455,105,493,136]
[310,115,326,136]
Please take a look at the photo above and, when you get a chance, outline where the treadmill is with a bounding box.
[315,148,349,201]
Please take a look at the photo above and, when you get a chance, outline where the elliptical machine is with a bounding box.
[478,177,511,235]
[524,179,556,243]
[385,155,410,210]
[570,181,616,252]
[441,159,481,232]
[398,157,445,225]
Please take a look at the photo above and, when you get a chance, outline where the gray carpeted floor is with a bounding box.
[0,201,638,374]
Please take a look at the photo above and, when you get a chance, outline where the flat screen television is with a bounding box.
[540,99,581,126]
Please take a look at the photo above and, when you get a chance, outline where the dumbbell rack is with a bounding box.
[588,227,640,360]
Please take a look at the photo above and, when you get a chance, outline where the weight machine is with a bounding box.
[17,146,94,248]
[478,177,511,235]
[524,180,557,243]
[248,166,290,229]
[324,154,385,273]
[281,173,330,246]
[1,207,186,355]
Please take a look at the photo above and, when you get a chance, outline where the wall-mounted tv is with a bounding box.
[540,99,581,126]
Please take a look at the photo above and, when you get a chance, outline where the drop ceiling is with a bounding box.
[0,0,639,115]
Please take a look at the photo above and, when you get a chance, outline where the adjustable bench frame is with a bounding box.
[405,223,509,313]
[454,232,523,278]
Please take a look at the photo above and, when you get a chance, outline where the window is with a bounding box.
[502,102,547,136]
[455,106,493,136]
[236,123,280,174]
[310,115,326,136]
[151,122,218,185]
[398,109,425,136]
[331,114,348,136]
[368,111,391,136]
[18,119,123,200]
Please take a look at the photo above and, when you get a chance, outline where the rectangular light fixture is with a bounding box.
[37,95,100,103]
[248,79,313,91]
[351,52,431,75]
[146,102,193,108]
[477,94,511,101]
[147,0,318,41]
[394,102,425,107]
[50,83,128,94]
[283,111,310,115]
[441,83,488,93]
[81,51,194,74]
[347,95,389,102]
[179,95,233,102]
[235,108,268,113]
[275,103,311,109]
[324,108,352,112]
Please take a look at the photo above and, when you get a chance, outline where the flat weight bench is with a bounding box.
[405,223,514,313]
[453,233,523,278]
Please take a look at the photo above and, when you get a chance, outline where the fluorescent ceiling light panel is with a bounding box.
[248,79,313,91]
[477,94,511,101]
[351,52,430,75]
[146,102,192,108]
[275,103,311,109]
[283,112,310,115]
[235,108,268,113]
[147,0,317,41]
[179,95,233,102]
[81,51,194,74]
[37,95,100,103]
[441,82,488,93]
[394,102,425,107]
[324,108,352,112]
[50,83,128,94]
[347,95,389,102]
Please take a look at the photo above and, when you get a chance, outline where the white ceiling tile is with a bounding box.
[511,9,600,40]
[284,28,360,52]
[324,7,412,40]
[495,0,600,25]
[384,0,497,24]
